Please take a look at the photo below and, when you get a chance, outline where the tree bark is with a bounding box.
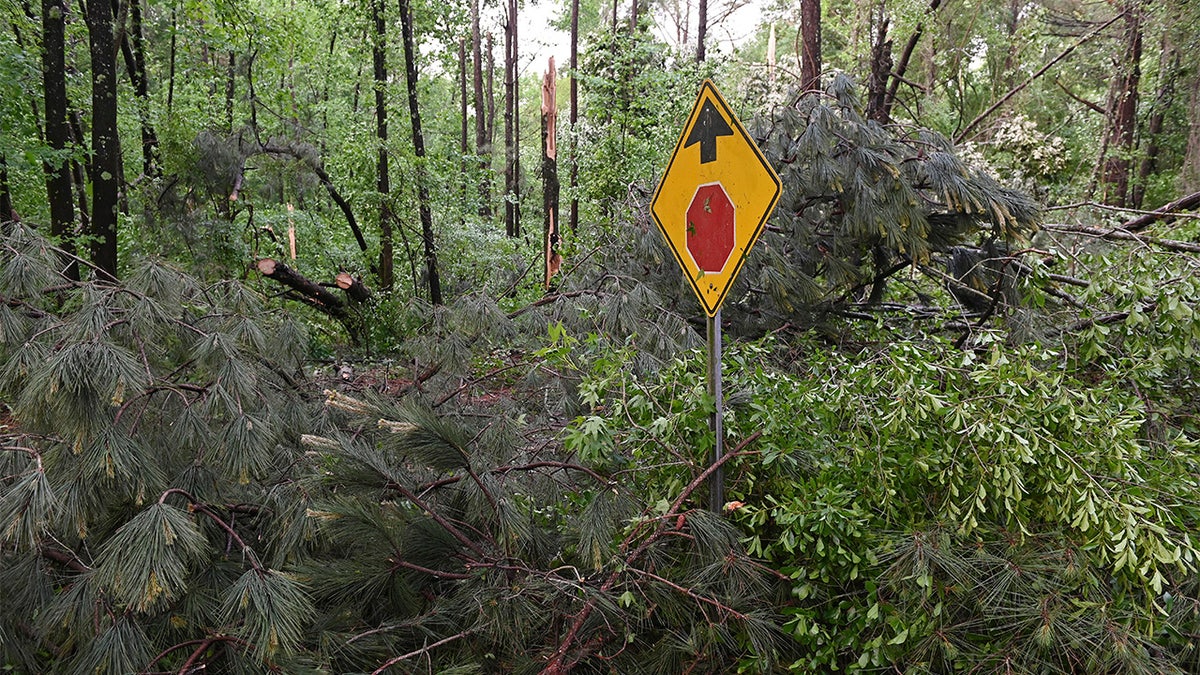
[866,7,892,123]
[697,0,707,61]
[1183,63,1200,193]
[372,0,393,290]
[569,0,579,233]
[472,0,491,219]
[504,2,518,238]
[542,59,561,291]
[398,0,442,304]
[0,154,11,222]
[460,38,469,226]
[121,0,159,178]
[800,0,820,91]
[1132,44,1177,209]
[43,0,78,278]
[1100,1,1143,208]
[87,0,120,279]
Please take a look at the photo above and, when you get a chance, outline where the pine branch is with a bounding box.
[541,431,763,674]
[370,629,475,675]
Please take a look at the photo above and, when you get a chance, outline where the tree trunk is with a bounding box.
[43,0,78,278]
[1132,44,1177,209]
[87,0,120,279]
[697,0,707,61]
[225,51,236,133]
[372,0,393,290]
[569,0,579,233]
[398,0,442,304]
[0,154,11,222]
[504,2,519,238]
[472,0,491,220]
[866,6,892,124]
[884,0,943,118]
[1183,63,1200,193]
[800,0,820,91]
[128,0,160,178]
[542,58,561,291]
[1100,1,1143,208]
[460,38,469,226]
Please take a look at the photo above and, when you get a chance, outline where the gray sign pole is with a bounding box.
[707,308,724,513]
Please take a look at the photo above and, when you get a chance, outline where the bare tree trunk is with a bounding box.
[43,0,78,278]
[87,0,120,279]
[1132,43,1177,209]
[504,0,521,238]
[167,0,176,113]
[883,0,943,117]
[866,5,892,123]
[697,0,707,61]
[460,38,469,226]
[0,154,11,222]
[398,0,441,304]
[569,0,579,234]
[1183,63,1200,193]
[120,0,159,178]
[472,0,491,220]
[542,58,561,291]
[800,0,820,91]
[372,0,393,290]
[1100,1,1143,208]
[225,51,236,133]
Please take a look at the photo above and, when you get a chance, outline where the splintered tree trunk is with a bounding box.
[1101,1,1143,208]
[569,0,579,233]
[398,0,442,304]
[372,0,394,290]
[800,0,820,91]
[87,0,120,279]
[542,58,561,291]
[43,0,78,278]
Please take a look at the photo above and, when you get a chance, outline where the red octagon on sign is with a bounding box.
[686,183,735,273]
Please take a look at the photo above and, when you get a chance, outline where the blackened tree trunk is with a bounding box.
[569,0,579,233]
[800,0,820,91]
[1100,1,1143,208]
[87,0,120,279]
[43,0,78,278]
[398,0,441,304]
[373,0,394,290]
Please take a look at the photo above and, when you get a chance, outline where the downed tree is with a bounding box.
[256,258,368,344]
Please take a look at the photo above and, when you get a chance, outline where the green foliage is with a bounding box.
[561,318,1200,672]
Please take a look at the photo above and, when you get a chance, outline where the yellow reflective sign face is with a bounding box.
[650,80,781,317]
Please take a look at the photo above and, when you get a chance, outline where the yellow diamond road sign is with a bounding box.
[651,80,781,317]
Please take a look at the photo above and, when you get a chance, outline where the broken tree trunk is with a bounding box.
[256,258,365,344]
[336,271,372,303]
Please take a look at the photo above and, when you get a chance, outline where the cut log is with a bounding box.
[257,258,346,318]
[1122,190,1200,232]
[335,271,372,302]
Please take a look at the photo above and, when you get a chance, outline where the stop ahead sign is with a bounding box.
[651,80,781,317]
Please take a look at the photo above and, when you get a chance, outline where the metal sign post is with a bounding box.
[707,308,724,511]
[649,81,780,514]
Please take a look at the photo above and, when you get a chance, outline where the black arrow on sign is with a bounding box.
[684,100,734,164]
